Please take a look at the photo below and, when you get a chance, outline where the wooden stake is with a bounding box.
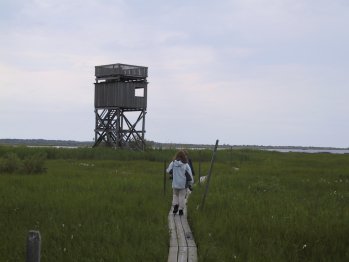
[198,151,201,186]
[163,160,167,195]
[200,139,219,210]
[26,230,41,262]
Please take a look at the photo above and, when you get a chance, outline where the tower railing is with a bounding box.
[95,63,148,80]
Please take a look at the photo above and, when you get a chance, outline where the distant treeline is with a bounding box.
[0,138,346,150]
[0,139,93,147]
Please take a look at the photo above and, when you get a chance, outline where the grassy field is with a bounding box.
[1,146,348,261]
[0,147,174,262]
[189,150,349,261]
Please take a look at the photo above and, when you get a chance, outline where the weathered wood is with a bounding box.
[26,230,41,262]
[94,63,148,150]
[168,247,178,262]
[95,63,148,79]
[168,199,197,262]
[174,216,187,248]
[168,212,178,247]
[95,82,147,109]
[168,211,178,262]
[177,247,188,262]
[180,217,196,248]
[93,108,146,150]
[188,246,198,262]
[164,161,167,195]
[198,153,202,186]
[200,139,219,209]
[169,212,187,261]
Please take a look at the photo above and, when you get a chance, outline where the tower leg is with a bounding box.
[94,108,146,150]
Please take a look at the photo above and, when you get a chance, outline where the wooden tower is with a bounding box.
[93,63,148,150]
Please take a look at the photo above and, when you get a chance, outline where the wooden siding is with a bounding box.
[95,82,147,109]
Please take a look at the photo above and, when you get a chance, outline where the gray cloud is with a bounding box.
[0,0,348,147]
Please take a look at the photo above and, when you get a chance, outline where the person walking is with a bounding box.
[167,150,194,216]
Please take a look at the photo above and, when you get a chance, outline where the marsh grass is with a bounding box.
[189,150,349,261]
[1,147,348,261]
[0,158,170,261]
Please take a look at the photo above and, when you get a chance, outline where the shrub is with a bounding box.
[21,153,47,174]
[0,153,21,173]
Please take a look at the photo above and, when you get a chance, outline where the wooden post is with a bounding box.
[198,151,201,186]
[230,146,233,166]
[26,230,41,262]
[163,160,167,195]
[200,140,219,210]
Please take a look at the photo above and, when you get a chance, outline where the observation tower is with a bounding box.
[93,63,148,150]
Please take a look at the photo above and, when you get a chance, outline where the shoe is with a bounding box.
[179,210,184,216]
[173,205,179,214]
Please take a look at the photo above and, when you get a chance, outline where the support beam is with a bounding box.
[93,108,146,150]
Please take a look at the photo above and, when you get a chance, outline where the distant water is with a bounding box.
[265,148,349,154]
[27,145,79,149]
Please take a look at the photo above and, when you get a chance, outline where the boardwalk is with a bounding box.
[168,205,197,262]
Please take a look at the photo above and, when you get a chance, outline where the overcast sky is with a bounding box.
[1,0,348,148]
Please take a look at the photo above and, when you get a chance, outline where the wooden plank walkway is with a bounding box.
[168,205,197,262]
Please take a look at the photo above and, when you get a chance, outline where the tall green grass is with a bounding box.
[188,150,349,261]
[0,145,178,162]
[0,158,171,261]
[1,146,348,261]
